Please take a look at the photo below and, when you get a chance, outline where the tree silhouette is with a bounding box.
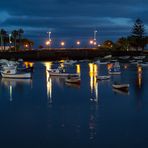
[18,28,24,49]
[131,18,145,50]
[0,29,7,51]
[12,30,19,51]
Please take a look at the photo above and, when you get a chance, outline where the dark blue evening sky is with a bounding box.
[0,0,147,47]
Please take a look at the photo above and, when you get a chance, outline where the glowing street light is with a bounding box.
[46,40,51,49]
[61,41,65,47]
[76,41,81,46]
[25,44,28,48]
[46,41,50,46]
[94,42,97,46]
[89,40,94,45]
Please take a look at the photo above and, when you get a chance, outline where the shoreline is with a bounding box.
[0,48,146,61]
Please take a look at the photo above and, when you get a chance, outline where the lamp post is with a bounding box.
[46,31,52,49]
[76,41,80,48]
[94,30,97,41]
[61,41,65,47]
[46,41,51,49]
[93,30,97,47]
[9,34,12,50]
[47,31,51,42]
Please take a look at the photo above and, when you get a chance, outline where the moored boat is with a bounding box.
[138,63,148,67]
[119,56,130,60]
[1,69,32,79]
[65,76,81,84]
[97,75,110,80]
[48,68,79,77]
[63,60,77,65]
[112,83,130,91]
[95,60,109,65]
[133,56,145,60]
[108,62,121,75]
[103,55,112,59]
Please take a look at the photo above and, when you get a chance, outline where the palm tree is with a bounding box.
[12,30,19,51]
[0,29,7,51]
[18,28,24,50]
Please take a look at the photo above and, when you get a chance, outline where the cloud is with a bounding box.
[0,11,10,23]
[0,0,147,47]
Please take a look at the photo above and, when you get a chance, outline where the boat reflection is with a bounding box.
[65,82,80,88]
[1,78,32,102]
[112,88,130,95]
[1,78,32,87]
[89,63,98,102]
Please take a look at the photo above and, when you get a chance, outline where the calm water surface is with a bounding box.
[0,61,148,148]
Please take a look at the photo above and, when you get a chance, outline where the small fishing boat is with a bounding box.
[48,68,79,77]
[119,56,130,60]
[65,76,81,84]
[139,63,148,67]
[110,59,118,63]
[1,69,32,79]
[17,66,34,72]
[133,56,145,60]
[112,83,130,91]
[97,75,110,80]
[103,55,112,59]
[63,60,77,65]
[95,60,109,65]
[109,62,121,75]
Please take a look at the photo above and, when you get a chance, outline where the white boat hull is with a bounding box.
[97,75,110,80]
[48,68,79,77]
[112,84,129,91]
[133,56,145,60]
[1,72,32,79]
[65,78,81,84]
[48,71,79,77]
[119,56,130,60]
[109,71,121,75]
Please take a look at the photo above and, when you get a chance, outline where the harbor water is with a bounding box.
[0,61,148,148]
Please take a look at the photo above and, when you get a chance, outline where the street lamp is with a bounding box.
[94,30,97,41]
[47,31,51,42]
[94,42,97,46]
[46,40,51,49]
[89,40,94,45]
[76,41,81,47]
[61,41,65,47]
[8,34,12,50]
[9,34,12,43]
[93,30,97,47]
[25,44,28,48]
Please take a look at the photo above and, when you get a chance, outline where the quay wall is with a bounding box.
[0,48,145,61]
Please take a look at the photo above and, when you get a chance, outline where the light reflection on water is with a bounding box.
[0,61,148,147]
[1,78,32,102]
